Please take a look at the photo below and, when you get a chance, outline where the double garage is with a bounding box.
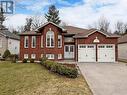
[78,44,115,62]
[75,30,119,63]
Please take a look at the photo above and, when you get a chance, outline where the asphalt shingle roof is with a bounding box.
[0,29,20,40]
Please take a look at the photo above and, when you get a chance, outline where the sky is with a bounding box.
[2,0,127,32]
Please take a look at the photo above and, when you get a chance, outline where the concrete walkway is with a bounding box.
[78,63,127,95]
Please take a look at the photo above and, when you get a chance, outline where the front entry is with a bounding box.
[64,45,74,59]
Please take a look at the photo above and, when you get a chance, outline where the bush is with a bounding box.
[30,59,34,63]
[39,57,48,64]
[2,49,11,59]
[22,59,27,63]
[42,60,78,78]
[7,54,18,62]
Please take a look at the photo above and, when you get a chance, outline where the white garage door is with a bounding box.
[98,44,115,62]
[78,44,96,62]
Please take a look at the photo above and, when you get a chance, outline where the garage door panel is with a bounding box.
[78,44,96,62]
[98,44,115,62]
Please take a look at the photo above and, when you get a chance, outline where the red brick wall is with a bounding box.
[20,23,64,61]
[75,32,118,61]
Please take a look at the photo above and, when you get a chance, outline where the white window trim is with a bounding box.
[31,36,36,48]
[0,38,2,48]
[46,31,55,48]
[58,35,62,48]
[46,54,54,59]
[41,35,43,48]
[31,54,36,59]
[58,54,62,59]
[24,36,29,48]
[24,54,28,59]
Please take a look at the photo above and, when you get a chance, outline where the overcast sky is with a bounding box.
[3,0,127,32]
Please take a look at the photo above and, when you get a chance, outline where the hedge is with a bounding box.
[41,60,78,78]
[22,59,27,63]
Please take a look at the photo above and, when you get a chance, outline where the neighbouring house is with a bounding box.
[118,34,127,62]
[19,22,119,62]
[0,29,20,58]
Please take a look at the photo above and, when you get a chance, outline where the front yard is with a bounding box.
[0,61,92,95]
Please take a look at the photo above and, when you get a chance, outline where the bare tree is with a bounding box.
[97,16,110,32]
[31,15,45,30]
[24,18,32,31]
[17,25,25,32]
[114,21,127,35]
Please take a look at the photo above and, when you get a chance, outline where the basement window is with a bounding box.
[46,54,54,59]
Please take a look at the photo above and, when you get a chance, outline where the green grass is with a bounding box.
[0,61,92,95]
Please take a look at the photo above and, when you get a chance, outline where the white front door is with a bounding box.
[78,44,96,62]
[64,45,74,59]
[98,44,115,62]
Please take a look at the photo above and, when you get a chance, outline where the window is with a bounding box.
[24,54,28,59]
[31,36,36,48]
[46,54,54,59]
[79,45,86,48]
[41,35,43,48]
[31,54,36,59]
[58,54,62,59]
[65,46,69,52]
[0,38,2,48]
[46,31,54,47]
[88,46,94,48]
[41,54,43,58]
[106,45,113,48]
[70,46,74,52]
[24,36,29,48]
[58,35,62,48]
[98,46,105,48]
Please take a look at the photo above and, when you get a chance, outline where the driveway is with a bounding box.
[78,62,127,95]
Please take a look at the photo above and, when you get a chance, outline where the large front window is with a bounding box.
[46,31,54,47]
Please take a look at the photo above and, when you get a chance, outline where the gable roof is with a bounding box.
[0,29,20,40]
[118,34,127,43]
[19,22,120,38]
[36,22,66,32]
[73,28,120,38]
[64,26,89,35]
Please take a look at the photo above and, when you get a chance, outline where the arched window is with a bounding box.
[46,31,54,47]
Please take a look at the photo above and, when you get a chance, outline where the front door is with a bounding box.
[64,45,74,59]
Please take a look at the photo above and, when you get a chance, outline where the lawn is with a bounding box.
[0,61,92,95]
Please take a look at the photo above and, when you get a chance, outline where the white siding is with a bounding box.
[8,38,20,54]
[118,43,127,60]
[0,35,8,56]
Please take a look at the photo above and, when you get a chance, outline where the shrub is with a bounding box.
[2,49,11,59]
[30,59,34,63]
[42,60,78,78]
[7,54,18,62]
[39,56,48,64]
[22,59,27,63]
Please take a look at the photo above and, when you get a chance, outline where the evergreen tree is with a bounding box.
[0,7,6,29]
[45,5,61,25]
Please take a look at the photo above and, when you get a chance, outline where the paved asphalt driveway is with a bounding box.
[78,63,127,95]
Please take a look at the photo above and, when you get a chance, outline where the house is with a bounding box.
[118,34,127,62]
[19,22,119,62]
[0,29,20,58]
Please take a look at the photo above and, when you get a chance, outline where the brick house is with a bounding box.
[19,22,119,62]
